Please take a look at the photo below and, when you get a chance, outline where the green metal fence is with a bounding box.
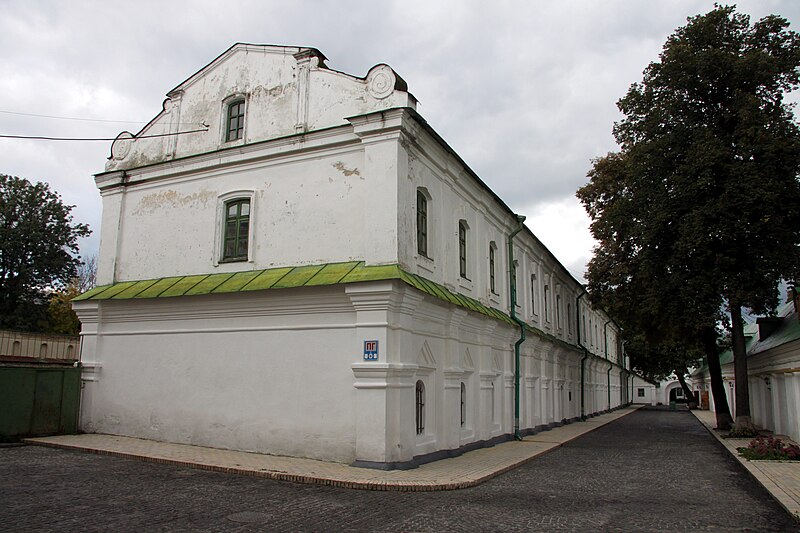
[0,363,81,440]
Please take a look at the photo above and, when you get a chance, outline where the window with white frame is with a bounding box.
[556,294,562,329]
[416,189,428,258]
[489,242,497,294]
[458,220,468,279]
[544,284,550,322]
[567,303,573,334]
[225,99,245,142]
[221,198,250,262]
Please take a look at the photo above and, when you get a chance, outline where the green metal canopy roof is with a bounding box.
[75,261,604,357]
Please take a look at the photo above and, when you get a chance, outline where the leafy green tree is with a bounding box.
[578,6,800,431]
[46,255,97,335]
[0,174,91,331]
[47,285,82,335]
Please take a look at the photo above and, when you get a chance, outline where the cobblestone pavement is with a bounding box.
[2,409,798,532]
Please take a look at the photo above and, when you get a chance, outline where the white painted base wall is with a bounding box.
[76,281,627,465]
[692,342,799,443]
[748,341,800,443]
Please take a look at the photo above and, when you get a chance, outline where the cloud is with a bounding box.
[2,0,799,269]
[523,197,597,283]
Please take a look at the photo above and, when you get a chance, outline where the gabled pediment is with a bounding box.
[166,43,326,97]
[105,43,416,173]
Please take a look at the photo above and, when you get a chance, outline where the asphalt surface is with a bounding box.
[1,408,797,532]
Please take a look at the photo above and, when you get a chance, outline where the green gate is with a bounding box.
[0,363,81,440]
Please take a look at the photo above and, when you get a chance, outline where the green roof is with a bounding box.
[748,301,800,357]
[692,303,800,376]
[73,261,401,301]
[75,261,621,365]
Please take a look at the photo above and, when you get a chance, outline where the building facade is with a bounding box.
[691,293,800,443]
[74,44,628,468]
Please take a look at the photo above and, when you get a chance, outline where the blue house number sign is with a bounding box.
[363,340,379,361]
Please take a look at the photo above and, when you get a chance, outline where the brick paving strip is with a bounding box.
[692,409,800,521]
[24,406,639,492]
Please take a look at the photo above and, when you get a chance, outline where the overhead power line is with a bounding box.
[0,109,205,126]
[0,127,209,142]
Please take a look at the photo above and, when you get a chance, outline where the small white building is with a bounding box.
[691,293,800,442]
[74,44,629,468]
[631,376,656,405]
[631,375,695,406]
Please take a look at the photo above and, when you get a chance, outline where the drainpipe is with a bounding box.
[604,319,611,412]
[576,289,589,420]
[508,214,526,441]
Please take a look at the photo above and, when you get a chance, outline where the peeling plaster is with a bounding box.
[332,161,361,177]
[131,189,217,216]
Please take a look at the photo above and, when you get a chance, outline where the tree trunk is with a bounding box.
[701,326,732,430]
[676,370,696,408]
[730,305,755,432]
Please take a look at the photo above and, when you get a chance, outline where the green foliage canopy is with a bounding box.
[577,6,800,374]
[0,174,91,330]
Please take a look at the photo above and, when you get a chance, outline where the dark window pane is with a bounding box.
[226,100,245,141]
[223,199,250,260]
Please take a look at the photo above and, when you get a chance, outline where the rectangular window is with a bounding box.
[489,244,496,294]
[459,221,468,278]
[460,382,466,427]
[567,303,572,334]
[544,284,550,321]
[530,273,537,314]
[416,191,427,257]
[556,294,562,329]
[222,199,250,261]
[226,100,245,142]
[416,380,425,435]
[637,388,645,398]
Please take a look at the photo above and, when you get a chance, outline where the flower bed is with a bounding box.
[737,435,800,461]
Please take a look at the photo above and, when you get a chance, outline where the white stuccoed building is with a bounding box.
[74,43,629,469]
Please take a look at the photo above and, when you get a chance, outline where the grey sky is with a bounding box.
[2,0,799,281]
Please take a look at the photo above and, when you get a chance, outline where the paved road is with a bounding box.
[1,408,797,532]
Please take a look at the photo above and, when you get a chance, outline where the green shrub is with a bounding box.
[727,427,760,439]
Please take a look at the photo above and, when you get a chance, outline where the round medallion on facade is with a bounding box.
[111,132,134,161]
[367,65,396,100]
